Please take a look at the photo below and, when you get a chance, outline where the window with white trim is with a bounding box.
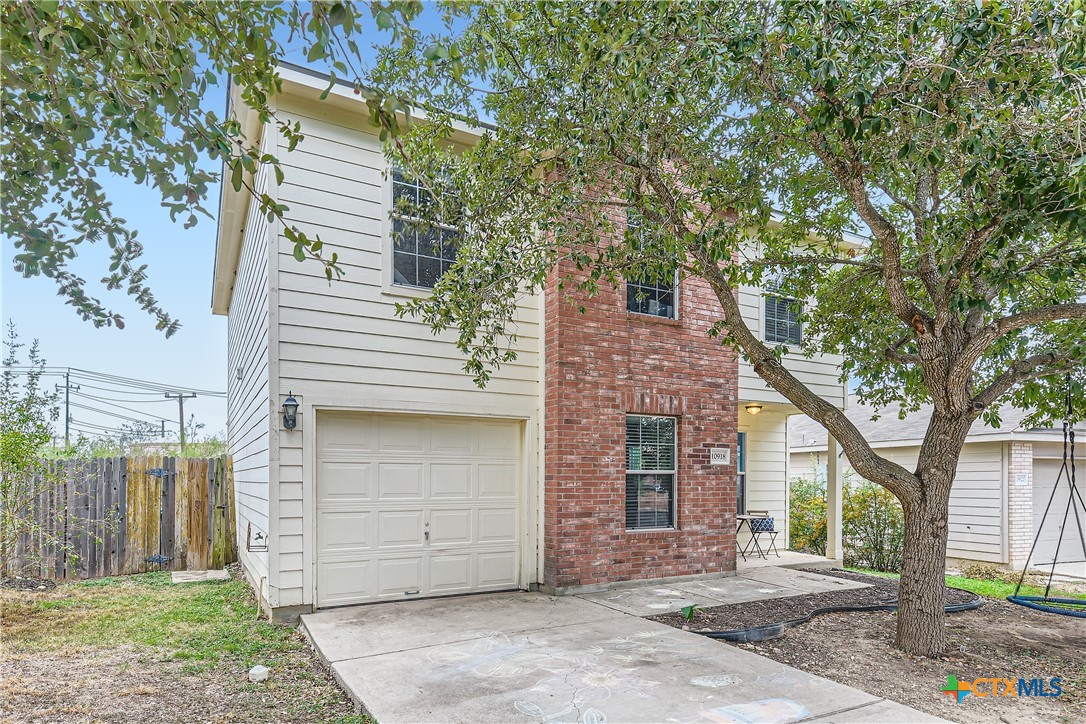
[625,415,677,529]
[625,210,678,319]
[764,280,803,344]
[391,166,459,289]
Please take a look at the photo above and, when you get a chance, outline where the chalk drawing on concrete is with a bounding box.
[699,697,809,723]
[426,631,575,678]
[690,675,742,688]
[514,701,607,724]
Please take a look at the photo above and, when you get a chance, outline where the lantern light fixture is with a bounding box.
[282,393,299,430]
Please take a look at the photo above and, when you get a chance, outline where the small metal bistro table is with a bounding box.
[735,514,767,560]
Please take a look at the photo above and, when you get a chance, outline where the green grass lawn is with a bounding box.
[1,569,367,722]
[846,566,1086,601]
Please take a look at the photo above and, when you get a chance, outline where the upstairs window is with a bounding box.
[627,273,678,319]
[764,280,802,344]
[625,415,677,530]
[391,166,459,289]
[625,211,678,319]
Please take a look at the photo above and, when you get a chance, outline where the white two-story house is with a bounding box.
[212,63,848,620]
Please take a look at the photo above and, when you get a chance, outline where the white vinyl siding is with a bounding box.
[790,441,1006,563]
[268,95,541,607]
[737,244,845,408]
[226,139,274,590]
[738,409,790,550]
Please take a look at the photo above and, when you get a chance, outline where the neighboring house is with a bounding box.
[211,63,847,620]
[789,396,1086,571]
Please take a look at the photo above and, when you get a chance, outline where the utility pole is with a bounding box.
[55,370,80,447]
[165,392,197,452]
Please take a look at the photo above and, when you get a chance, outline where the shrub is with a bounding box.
[843,479,905,572]
[788,471,906,572]
[789,475,827,556]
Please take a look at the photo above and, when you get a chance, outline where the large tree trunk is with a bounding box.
[896,491,952,655]
[893,411,973,656]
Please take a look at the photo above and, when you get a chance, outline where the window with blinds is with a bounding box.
[625,415,677,530]
[764,281,803,344]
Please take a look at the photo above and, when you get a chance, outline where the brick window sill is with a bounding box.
[624,527,681,536]
[626,311,683,328]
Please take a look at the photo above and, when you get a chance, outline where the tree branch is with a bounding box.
[973,351,1079,409]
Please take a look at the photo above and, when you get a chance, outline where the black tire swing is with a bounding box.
[1007,376,1086,618]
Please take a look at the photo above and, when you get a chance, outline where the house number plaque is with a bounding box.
[710,447,731,466]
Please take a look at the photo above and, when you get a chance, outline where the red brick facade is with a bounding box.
[543,257,740,590]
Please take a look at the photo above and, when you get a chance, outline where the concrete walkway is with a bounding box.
[301,578,946,723]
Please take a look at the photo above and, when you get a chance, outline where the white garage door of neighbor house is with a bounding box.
[315,412,523,608]
[1031,457,1085,568]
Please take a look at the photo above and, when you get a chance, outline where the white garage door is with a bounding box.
[316,412,522,608]
[1032,458,1086,568]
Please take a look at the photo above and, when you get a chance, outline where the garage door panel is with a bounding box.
[430,464,472,498]
[379,417,426,453]
[317,413,522,608]
[318,510,375,554]
[377,557,424,597]
[480,421,519,456]
[317,559,374,606]
[378,462,425,500]
[478,508,517,543]
[318,414,375,455]
[319,462,372,502]
[377,510,425,547]
[431,420,475,455]
[430,509,473,545]
[479,464,518,498]
[478,551,518,588]
[429,554,472,593]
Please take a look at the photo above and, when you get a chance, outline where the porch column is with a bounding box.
[826,435,843,560]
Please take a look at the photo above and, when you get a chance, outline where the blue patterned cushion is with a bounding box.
[751,517,775,533]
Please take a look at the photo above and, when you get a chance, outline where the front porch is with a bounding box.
[736,548,841,572]
[738,401,845,567]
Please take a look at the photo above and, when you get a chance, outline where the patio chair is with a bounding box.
[742,510,780,559]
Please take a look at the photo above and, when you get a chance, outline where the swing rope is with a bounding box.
[1008,375,1086,618]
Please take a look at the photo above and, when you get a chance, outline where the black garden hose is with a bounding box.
[694,588,985,643]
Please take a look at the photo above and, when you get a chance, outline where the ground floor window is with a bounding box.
[625,415,677,529]
[737,431,747,514]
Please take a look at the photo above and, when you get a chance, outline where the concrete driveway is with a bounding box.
[300,589,945,724]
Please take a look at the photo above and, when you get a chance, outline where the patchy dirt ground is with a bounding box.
[0,645,355,723]
[652,569,978,630]
[741,600,1085,724]
[0,567,364,723]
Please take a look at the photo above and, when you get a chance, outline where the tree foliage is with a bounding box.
[0,322,63,573]
[371,0,1086,655]
[1,0,421,332]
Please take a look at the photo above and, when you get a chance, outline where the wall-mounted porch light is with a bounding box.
[745,404,764,415]
[282,393,299,429]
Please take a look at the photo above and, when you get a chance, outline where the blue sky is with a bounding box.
[2,7,452,442]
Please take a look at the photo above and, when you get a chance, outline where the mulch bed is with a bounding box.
[651,568,979,631]
[0,576,57,593]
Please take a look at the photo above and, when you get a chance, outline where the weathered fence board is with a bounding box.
[3,455,235,580]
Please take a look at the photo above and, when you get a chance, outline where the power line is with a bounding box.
[62,381,178,400]
[5,366,226,397]
[70,368,225,397]
[70,390,176,422]
[69,401,168,428]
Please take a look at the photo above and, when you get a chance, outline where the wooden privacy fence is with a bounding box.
[9,455,236,579]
